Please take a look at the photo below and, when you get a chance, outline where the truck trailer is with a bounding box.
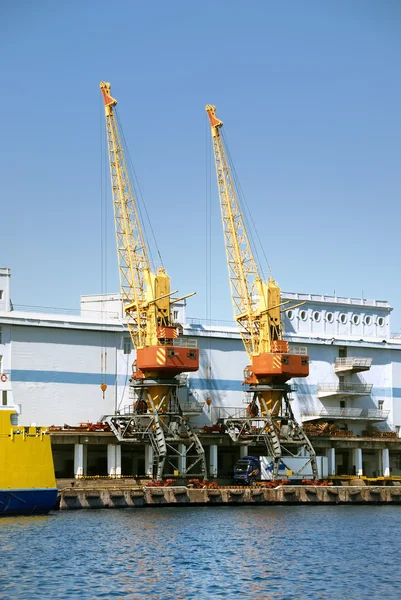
[233,455,328,485]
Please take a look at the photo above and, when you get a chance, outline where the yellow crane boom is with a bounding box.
[100,82,198,379]
[100,82,151,350]
[206,105,289,364]
[206,103,317,480]
[99,83,206,481]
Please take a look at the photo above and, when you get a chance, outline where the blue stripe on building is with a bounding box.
[9,371,401,398]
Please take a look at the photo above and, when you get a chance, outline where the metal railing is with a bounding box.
[366,409,390,418]
[13,304,120,320]
[334,358,372,369]
[303,407,362,418]
[117,400,205,416]
[282,292,389,308]
[187,317,237,327]
[179,400,205,415]
[173,337,198,348]
[289,345,308,355]
[302,407,390,419]
[318,382,373,395]
[210,406,248,422]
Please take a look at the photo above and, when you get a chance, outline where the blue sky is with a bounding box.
[1,1,401,328]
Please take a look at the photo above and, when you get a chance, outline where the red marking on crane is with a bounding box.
[206,111,222,128]
[101,88,114,106]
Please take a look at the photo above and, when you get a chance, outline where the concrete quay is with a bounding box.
[56,479,401,510]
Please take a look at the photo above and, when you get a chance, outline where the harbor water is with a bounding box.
[1,506,400,599]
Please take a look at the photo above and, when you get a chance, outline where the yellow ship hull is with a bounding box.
[0,408,57,515]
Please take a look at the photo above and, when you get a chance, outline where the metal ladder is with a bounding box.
[259,396,282,479]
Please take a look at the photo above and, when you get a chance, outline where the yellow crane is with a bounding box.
[99,82,207,480]
[206,105,317,479]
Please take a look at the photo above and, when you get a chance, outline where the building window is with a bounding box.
[313,311,320,321]
[365,315,372,326]
[173,310,179,321]
[326,312,334,323]
[123,337,132,354]
[2,391,6,406]
[0,327,2,344]
[287,310,293,320]
[339,314,347,324]
[0,290,3,300]
[378,317,384,327]
[300,310,307,321]
[352,315,360,325]
[378,400,384,411]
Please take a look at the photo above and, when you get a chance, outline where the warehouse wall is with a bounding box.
[4,317,401,431]
[11,325,133,426]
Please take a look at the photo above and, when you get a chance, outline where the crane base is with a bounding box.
[222,386,318,481]
[102,378,207,481]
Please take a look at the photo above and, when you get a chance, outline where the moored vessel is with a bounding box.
[0,407,58,515]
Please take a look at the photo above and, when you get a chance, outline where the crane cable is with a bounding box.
[221,128,273,281]
[100,94,108,398]
[115,109,164,271]
[205,114,212,410]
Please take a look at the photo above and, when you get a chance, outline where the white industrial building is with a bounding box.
[1,266,401,480]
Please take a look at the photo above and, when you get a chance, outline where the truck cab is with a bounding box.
[233,456,261,485]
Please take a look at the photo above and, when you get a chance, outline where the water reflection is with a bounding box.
[0,506,400,599]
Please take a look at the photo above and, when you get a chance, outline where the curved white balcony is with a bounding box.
[334,357,372,374]
[301,407,389,422]
[317,382,373,399]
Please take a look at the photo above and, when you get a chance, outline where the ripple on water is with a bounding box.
[0,506,400,599]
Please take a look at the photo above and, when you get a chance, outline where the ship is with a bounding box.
[0,407,58,515]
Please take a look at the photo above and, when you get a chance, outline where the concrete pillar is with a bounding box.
[116,444,122,478]
[209,444,218,478]
[107,444,116,477]
[107,444,122,478]
[74,443,86,478]
[240,445,249,458]
[327,447,336,476]
[376,449,382,478]
[382,448,390,477]
[353,448,363,476]
[178,443,186,475]
[145,445,154,477]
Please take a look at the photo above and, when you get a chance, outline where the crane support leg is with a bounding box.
[223,384,318,481]
[102,379,207,480]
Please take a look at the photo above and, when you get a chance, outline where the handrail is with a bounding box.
[334,358,372,367]
[211,406,248,422]
[12,304,120,319]
[289,345,308,355]
[302,407,389,419]
[318,382,373,394]
[187,317,237,327]
[173,337,198,348]
[179,400,205,414]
